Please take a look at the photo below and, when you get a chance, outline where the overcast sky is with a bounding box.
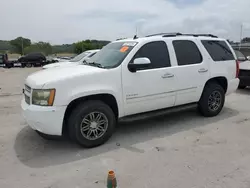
[1,0,250,44]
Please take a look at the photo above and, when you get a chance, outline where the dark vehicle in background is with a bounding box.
[0,53,12,68]
[0,52,70,69]
[18,52,46,67]
[235,50,250,89]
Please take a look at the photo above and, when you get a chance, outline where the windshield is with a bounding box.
[70,51,91,62]
[235,50,246,60]
[86,41,137,68]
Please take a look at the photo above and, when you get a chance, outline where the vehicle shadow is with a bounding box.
[14,106,238,168]
[235,87,250,95]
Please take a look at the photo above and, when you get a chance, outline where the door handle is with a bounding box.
[162,73,174,78]
[198,68,208,73]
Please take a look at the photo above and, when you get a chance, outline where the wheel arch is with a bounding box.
[62,93,119,136]
[204,76,228,93]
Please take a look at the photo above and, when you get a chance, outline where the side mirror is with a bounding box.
[237,57,247,62]
[128,57,151,72]
[247,56,250,61]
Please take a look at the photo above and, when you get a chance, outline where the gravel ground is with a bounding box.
[1,68,250,188]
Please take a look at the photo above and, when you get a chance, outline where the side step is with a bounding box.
[120,103,197,122]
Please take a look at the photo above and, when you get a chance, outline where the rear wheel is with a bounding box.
[68,100,116,148]
[198,82,225,117]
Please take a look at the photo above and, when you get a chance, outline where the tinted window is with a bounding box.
[173,40,202,66]
[201,40,234,61]
[0,55,3,63]
[132,41,171,69]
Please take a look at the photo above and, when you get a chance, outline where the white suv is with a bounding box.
[43,49,100,69]
[21,33,239,148]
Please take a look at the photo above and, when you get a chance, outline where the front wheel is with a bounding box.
[198,82,225,117]
[68,100,116,148]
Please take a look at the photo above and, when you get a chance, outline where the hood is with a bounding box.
[43,61,79,69]
[26,65,106,88]
[239,60,250,70]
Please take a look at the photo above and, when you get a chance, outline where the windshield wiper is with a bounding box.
[83,60,104,68]
[89,62,104,68]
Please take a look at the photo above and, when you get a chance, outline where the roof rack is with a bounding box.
[146,33,182,37]
[146,33,218,38]
[181,34,218,38]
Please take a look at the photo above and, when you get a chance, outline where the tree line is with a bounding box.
[1,36,250,56]
[0,37,110,55]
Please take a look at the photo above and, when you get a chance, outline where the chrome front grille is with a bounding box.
[25,94,30,104]
[25,84,31,93]
[24,84,31,105]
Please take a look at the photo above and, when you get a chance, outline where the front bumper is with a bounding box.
[21,98,67,136]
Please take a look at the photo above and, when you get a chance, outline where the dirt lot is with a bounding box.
[1,68,250,188]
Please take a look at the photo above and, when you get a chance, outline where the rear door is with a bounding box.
[169,39,210,106]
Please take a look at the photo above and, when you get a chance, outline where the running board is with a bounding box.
[119,103,197,122]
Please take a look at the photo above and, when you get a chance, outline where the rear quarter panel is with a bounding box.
[200,39,237,93]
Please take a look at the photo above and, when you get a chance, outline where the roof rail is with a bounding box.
[181,34,218,38]
[146,33,182,37]
[145,33,218,38]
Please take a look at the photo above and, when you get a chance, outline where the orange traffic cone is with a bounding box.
[107,170,117,188]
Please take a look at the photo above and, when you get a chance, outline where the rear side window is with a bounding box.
[173,40,202,66]
[201,40,234,61]
[133,41,171,69]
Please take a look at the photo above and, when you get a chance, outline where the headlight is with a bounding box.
[32,89,56,106]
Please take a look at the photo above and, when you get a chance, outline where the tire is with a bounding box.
[26,63,32,68]
[36,131,60,140]
[198,82,225,117]
[68,100,116,148]
[238,85,246,89]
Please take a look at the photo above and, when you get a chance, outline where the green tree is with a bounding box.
[74,40,110,54]
[24,42,52,55]
[10,37,31,55]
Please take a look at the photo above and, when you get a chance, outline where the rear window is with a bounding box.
[201,40,234,61]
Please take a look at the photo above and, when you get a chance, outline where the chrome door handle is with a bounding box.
[162,73,174,78]
[198,68,208,73]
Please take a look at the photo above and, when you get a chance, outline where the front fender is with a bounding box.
[66,87,124,117]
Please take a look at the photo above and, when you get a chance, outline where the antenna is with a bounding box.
[136,24,138,36]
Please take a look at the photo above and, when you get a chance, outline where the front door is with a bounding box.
[122,41,177,116]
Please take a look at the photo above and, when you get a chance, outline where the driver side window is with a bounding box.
[131,41,171,70]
